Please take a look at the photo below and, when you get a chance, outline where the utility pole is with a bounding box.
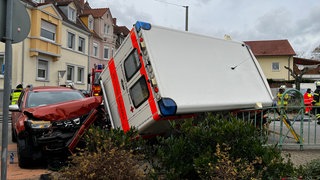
[0,0,30,178]
[1,0,13,178]
[154,0,189,31]
[183,5,188,31]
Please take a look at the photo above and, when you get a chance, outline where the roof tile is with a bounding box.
[244,40,296,56]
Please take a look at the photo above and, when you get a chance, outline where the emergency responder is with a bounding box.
[10,84,23,105]
[312,81,320,124]
[304,88,313,114]
[277,85,289,110]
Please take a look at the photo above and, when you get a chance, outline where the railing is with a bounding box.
[234,88,320,150]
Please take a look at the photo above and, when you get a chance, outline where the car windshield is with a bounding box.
[26,91,84,108]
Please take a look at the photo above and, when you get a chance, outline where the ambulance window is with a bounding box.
[124,49,141,81]
[129,76,149,108]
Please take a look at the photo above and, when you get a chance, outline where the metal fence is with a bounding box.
[235,88,320,150]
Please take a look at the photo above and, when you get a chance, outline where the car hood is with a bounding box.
[23,96,102,121]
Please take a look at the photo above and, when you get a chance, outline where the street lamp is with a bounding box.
[154,0,189,31]
[183,5,188,31]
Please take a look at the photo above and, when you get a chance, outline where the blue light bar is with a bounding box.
[97,64,103,69]
[158,98,177,116]
[135,21,151,32]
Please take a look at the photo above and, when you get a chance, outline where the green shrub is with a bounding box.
[52,113,296,179]
[150,113,295,179]
[296,158,320,179]
[194,143,263,179]
[53,127,148,180]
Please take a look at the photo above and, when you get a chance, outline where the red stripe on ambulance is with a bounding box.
[130,31,160,121]
[108,59,130,131]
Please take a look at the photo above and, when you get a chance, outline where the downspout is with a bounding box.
[288,56,291,81]
[87,34,91,91]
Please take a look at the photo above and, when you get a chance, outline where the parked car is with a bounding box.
[78,89,91,97]
[9,85,103,168]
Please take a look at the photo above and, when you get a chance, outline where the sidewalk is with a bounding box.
[282,149,320,167]
[1,144,50,180]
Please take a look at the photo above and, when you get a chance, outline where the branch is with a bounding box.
[284,66,297,78]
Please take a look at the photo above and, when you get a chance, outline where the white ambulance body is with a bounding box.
[100,21,273,135]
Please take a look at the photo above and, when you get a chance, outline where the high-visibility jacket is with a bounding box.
[313,88,320,106]
[304,92,313,105]
[304,92,313,113]
[10,88,22,105]
[277,92,289,106]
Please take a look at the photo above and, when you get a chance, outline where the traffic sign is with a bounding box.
[0,0,30,44]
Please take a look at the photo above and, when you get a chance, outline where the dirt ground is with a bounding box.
[1,144,51,180]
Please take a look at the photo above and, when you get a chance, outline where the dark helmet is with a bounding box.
[307,88,311,93]
[16,84,23,89]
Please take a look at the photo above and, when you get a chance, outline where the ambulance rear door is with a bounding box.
[111,29,158,132]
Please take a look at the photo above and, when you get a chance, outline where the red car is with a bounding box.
[9,85,104,168]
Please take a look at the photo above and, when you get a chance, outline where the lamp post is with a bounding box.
[154,0,189,31]
[183,5,188,31]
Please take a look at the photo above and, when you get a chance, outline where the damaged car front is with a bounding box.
[9,86,105,168]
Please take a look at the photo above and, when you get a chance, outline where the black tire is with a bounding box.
[17,137,32,168]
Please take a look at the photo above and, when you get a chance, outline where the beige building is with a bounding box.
[0,0,129,92]
[244,40,296,82]
[0,3,67,89]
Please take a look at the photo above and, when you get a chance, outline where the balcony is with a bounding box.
[29,38,61,61]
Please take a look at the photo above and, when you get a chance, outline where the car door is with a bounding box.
[10,90,26,135]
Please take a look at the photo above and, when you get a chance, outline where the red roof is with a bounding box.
[83,8,108,18]
[113,25,130,36]
[244,40,296,56]
[293,57,320,74]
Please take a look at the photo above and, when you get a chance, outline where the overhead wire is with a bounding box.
[152,0,184,7]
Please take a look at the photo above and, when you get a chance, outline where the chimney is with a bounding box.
[113,18,117,25]
[79,0,85,9]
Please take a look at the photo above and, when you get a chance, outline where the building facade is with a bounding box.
[0,0,129,92]
[245,40,296,81]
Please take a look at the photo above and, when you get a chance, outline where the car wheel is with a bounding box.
[17,137,32,168]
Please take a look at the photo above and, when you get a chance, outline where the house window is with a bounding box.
[67,65,84,83]
[68,32,75,49]
[67,65,74,81]
[78,37,85,52]
[93,43,98,57]
[32,0,43,3]
[77,67,84,83]
[88,18,93,30]
[40,20,56,41]
[0,55,4,74]
[103,24,110,35]
[272,62,280,71]
[68,7,76,22]
[37,59,48,80]
[103,46,109,59]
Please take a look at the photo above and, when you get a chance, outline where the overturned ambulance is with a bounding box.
[99,21,274,135]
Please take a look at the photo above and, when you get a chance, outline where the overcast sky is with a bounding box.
[89,0,320,58]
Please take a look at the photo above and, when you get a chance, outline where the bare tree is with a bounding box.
[284,66,308,90]
[312,46,320,60]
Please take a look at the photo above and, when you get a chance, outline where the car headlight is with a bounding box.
[27,120,51,129]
